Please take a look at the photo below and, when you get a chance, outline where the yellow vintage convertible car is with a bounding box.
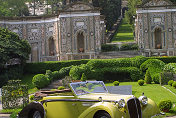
[18,81,160,118]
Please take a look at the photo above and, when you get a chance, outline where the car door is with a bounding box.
[43,96,80,118]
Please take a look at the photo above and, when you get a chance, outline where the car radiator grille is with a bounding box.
[127,97,142,118]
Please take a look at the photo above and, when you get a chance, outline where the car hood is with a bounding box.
[78,93,134,101]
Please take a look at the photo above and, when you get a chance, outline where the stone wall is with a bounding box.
[136,0,176,57]
[0,2,106,62]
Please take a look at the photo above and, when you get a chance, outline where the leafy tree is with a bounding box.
[0,28,31,68]
[0,0,29,16]
[125,0,141,31]
[93,0,122,30]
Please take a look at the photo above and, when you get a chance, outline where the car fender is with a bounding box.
[78,102,123,118]
[18,101,46,118]
[142,98,160,117]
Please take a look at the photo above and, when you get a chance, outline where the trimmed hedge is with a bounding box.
[87,56,147,69]
[140,59,165,84]
[149,56,176,64]
[24,59,89,74]
[120,43,138,51]
[101,44,119,52]
[77,67,141,81]
[101,43,138,52]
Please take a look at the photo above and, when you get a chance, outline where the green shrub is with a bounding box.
[168,80,174,86]
[120,43,138,51]
[45,70,53,82]
[58,86,65,90]
[24,59,89,74]
[87,56,147,70]
[113,81,119,86]
[158,100,172,112]
[29,95,34,101]
[145,70,152,84]
[141,59,165,84]
[81,73,87,81]
[152,73,160,84]
[101,44,118,52]
[161,72,173,85]
[172,81,176,88]
[7,65,23,80]
[69,64,91,80]
[150,56,176,64]
[59,66,72,79]
[90,67,141,81]
[140,59,165,72]
[138,80,144,86]
[163,63,176,73]
[52,71,60,80]
[32,74,50,89]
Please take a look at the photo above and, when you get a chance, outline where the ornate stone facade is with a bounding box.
[135,0,176,56]
[0,2,106,62]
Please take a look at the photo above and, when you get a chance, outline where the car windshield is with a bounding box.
[70,81,108,96]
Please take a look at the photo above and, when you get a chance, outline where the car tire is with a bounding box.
[32,111,42,118]
[94,111,111,118]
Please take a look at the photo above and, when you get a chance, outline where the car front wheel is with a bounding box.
[94,111,111,118]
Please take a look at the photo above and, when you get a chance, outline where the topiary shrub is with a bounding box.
[52,71,60,80]
[168,80,174,86]
[58,86,65,90]
[45,70,53,82]
[81,73,87,81]
[113,81,119,86]
[145,70,152,84]
[158,100,172,112]
[59,66,73,79]
[138,79,144,86]
[172,81,176,88]
[140,59,165,84]
[152,73,160,84]
[32,74,50,89]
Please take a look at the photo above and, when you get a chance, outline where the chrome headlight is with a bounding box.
[115,99,125,108]
[139,96,148,105]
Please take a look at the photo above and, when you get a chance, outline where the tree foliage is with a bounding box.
[0,0,30,16]
[125,0,141,31]
[0,28,31,67]
[93,0,122,30]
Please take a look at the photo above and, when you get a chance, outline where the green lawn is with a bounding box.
[164,85,176,95]
[111,20,134,43]
[106,82,176,116]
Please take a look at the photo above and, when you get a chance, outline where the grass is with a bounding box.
[111,19,134,43]
[164,85,176,95]
[105,82,176,116]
